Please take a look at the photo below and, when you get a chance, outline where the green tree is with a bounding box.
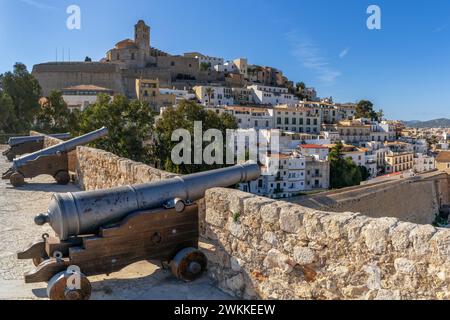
[0,92,17,133]
[329,141,362,189]
[154,100,238,174]
[0,63,41,132]
[78,94,154,163]
[355,100,383,121]
[35,91,74,133]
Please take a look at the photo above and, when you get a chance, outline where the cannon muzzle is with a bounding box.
[36,162,261,240]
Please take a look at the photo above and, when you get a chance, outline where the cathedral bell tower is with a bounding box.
[135,20,150,55]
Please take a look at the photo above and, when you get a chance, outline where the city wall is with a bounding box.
[69,144,450,300]
[291,173,450,225]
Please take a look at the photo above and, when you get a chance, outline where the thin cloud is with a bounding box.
[19,0,56,10]
[286,30,341,84]
[435,24,448,33]
[339,48,349,59]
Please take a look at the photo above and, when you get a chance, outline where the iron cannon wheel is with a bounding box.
[47,269,92,300]
[54,171,70,185]
[170,247,207,282]
[10,172,25,187]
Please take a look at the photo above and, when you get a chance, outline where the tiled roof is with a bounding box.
[436,151,450,163]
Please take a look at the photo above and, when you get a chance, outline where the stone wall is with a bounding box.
[75,146,178,190]
[291,172,450,225]
[202,188,450,300]
[71,146,450,300]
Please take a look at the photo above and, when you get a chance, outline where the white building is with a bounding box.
[298,144,329,161]
[242,152,307,199]
[193,85,234,106]
[222,106,273,130]
[159,88,196,103]
[270,105,321,134]
[60,85,114,111]
[413,153,436,173]
[184,52,224,69]
[248,85,297,106]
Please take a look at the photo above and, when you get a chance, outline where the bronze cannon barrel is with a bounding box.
[13,127,108,170]
[36,162,261,240]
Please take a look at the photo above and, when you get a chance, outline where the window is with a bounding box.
[292,118,297,125]
[277,118,281,125]
[171,61,175,66]
[285,118,289,125]
[131,53,135,60]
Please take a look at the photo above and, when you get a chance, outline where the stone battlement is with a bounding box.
[64,143,450,300]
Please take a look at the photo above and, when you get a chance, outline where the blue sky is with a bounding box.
[1,0,450,121]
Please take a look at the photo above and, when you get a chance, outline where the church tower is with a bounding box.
[135,20,150,53]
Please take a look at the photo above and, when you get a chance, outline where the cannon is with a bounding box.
[2,127,108,187]
[2,133,71,162]
[18,162,261,300]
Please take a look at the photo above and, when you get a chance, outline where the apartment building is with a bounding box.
[385,151,414,173]
[335,120,372,143]
[305,156,330,191]
[193,85,234,106]
[248,85,297,106]
[298,144,329,161]
[413,153,436,173]
[231,87,254,105]
[222,106,273,130]
[270,105,321,134]
[242,153,307,199]
[135,79,176,112]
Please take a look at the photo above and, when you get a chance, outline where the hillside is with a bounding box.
[403,118,450,128]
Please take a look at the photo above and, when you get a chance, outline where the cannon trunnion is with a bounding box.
[18,204,206,300]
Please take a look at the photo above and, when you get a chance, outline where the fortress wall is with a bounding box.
[202,187,450,300]
[75,146,177,191]
[72,146,450,300]
[291,172,450,225]
[32,63,125,96]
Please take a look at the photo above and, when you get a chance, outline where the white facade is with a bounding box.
[248,85,297,106]
[241,153,307,199]
[269,107,321,134]
[159,88,196,102]
[222,106,273,130]
[413,153,436,173]
[193,85,234,106]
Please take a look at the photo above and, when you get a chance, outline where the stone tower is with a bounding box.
[135,20,150,54]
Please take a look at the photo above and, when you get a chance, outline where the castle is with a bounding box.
[32,20,225,98]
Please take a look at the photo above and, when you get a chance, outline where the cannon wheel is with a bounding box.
[54,171,70,185]
[170,247,207,282]
[47,269,92,300]
[10,172,25,187]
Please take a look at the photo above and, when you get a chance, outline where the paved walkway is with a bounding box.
[0,145,231,300]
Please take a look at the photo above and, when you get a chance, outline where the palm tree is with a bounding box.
[205,87,215,106]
